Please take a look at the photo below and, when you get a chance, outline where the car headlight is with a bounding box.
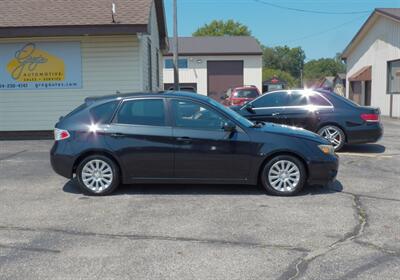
[318,144,335,155]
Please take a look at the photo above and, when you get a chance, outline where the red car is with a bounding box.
[221,86,261,106]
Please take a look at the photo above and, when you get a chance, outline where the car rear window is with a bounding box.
[90,101,119,124]
[234,89,259,98]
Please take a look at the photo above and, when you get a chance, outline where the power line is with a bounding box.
[253,0,372,15]
[269,15,366,45]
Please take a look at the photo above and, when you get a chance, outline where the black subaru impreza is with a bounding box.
[51,91,338,196]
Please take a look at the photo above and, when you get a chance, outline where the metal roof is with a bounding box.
[166,36,263,56]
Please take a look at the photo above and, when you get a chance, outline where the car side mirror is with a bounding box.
[244,103,255,113]
[223,121,236,132]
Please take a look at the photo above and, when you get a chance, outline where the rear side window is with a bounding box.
[64,103,87,119]
[234,89,259,98]
[309,94,331,106]
[116,99,165,126]
[287,91,308,106]
[90,101,118,123]
[251,92,288,107]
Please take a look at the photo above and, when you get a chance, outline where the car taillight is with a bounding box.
[54,128,70,141]
[360,113,380,122]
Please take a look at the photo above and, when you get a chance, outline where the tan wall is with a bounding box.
[139,1,163,92]
[163,55,263,95]
[345,15,400,117]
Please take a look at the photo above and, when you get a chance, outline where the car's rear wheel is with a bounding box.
[76,155,120,196]
[317,125,345,151]
[261,155,306,196]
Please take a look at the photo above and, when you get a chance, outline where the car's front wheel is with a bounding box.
[261,155,306,196]
[317,125,345,151]
[76,155,120,196]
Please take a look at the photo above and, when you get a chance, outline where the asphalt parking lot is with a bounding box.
[0,118,399,280]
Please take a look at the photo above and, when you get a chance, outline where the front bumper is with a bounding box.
[307,155,339,186]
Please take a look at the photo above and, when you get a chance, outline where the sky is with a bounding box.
[164,0,400,60]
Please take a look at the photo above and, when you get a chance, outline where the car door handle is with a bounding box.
[176,137,192,143]
[110,133,125,138]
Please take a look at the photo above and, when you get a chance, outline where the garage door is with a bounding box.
[207,61,243,101]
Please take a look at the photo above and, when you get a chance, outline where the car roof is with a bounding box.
[233,86,258,90]
[85,91,209,104]
[263,89,328,95]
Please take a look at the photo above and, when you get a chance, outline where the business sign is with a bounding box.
[0,42,82,90]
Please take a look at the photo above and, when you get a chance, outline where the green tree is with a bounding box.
[262,68,297,88]
[193,20,252,36]
[303,57,346,80]
[262,46,306,79]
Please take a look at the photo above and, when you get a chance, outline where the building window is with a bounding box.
[388,59,400,94]
[164,58,188,69]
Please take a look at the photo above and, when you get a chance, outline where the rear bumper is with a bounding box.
[50,142,75,179]
[347,123,383,144]
[307,156,339,186]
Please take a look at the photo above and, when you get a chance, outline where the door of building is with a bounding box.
[207,61,244,101]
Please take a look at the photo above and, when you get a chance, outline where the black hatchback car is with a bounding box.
[51,92,338,196]
[231,90,383,151]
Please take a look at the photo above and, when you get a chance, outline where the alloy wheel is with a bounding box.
[267,160,300,192]
[319,126,343,150]
[81,159,114,193]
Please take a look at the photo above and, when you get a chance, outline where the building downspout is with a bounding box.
[389,94,393,118]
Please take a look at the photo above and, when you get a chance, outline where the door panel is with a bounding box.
[105,98,174,180]
[105,124,174,179]
[279,107,322,131]
[170,98,252,181]
[173,128,251,180]
[245,107,283,124]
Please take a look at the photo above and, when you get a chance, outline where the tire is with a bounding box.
[317,125,345,151]
[76,155,120,196]
[260,155,306,196]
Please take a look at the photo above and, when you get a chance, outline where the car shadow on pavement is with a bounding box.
[63,179,343,197]
[340,143,386,154]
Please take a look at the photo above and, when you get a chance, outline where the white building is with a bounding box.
[0,0,168,135]
[163,36,263,100]
[342,8,400,118]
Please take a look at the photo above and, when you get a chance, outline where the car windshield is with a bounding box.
[234,89,259,98]
[208,98,254,128]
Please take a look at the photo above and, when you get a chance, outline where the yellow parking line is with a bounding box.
[338,152,393,158]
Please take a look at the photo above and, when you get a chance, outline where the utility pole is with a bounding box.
[300,68,304,89]
[173,0,179,91]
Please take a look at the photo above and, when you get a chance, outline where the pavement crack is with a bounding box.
[0,150,27,161]
[328,186,400,203]
[0,225,308,253]
[355,240,400,256]
[0,243,60,254]
[278,193,368,280]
